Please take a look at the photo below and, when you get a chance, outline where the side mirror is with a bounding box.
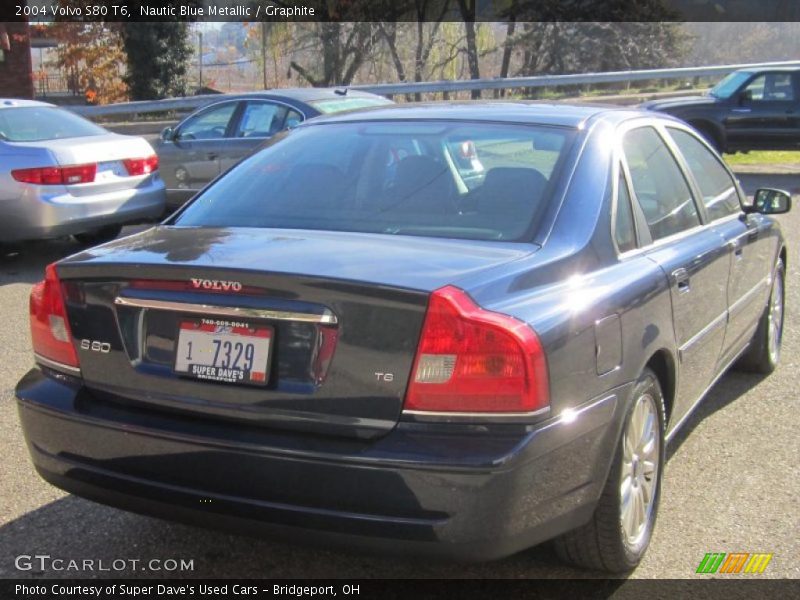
[160,126,175,141]
[748,188,792,215]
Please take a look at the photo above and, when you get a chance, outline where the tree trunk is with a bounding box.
[377,23,406,83]
[457,0,481,99]
[497,18,516,98]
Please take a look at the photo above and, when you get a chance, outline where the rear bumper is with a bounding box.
[0,176,166,242]
[15,368,627,561]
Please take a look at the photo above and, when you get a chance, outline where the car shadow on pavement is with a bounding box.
[665,369,765,461]
[0,239,87,285]
[1,224,151,286]
[0,492,607,579]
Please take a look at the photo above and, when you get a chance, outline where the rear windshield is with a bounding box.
[175,121,575,242]
[307,97,394,114]
[0,106,106,142]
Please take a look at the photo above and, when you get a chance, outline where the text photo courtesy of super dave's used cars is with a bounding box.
[11,94,791,574]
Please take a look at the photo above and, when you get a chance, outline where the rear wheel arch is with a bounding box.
[644,349,676,426]
[554,366,666,572]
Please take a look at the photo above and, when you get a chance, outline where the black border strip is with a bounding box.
[4,0,800,23]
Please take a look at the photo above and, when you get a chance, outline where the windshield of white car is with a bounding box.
[0,107,107,142]
[708,72,752,99]
[174,121,575,243]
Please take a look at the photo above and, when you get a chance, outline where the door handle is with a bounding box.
[672,268,690,293]
[206,152,218,160]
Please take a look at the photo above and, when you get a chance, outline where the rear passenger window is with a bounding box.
[236,102,288,138]
[744,73,795,102]
[668,128,741,221]
[623,127,700,241]
[615,170,636,253]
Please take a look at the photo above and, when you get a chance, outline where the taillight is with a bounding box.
[12,163,96,185]
[123,154,159,176]
[29,263,79,368]
[404,286,548,414]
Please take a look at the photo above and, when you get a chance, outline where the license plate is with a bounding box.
[95,161,127,181]
[173,319,271,386]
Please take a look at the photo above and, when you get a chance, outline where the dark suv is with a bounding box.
[642,67,800,153]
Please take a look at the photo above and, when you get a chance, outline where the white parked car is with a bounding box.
[0,99,166,245]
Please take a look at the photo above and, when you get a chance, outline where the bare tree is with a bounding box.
[497,17,517,98]
[289,21,380,87]
[455,0,481,98]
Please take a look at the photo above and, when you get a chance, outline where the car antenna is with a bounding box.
[334,88,348,96]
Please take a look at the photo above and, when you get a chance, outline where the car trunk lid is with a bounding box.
[57,227,535,438]
[11,133,157,195]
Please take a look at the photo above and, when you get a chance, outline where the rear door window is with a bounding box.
[285,109,303,129]
[744,73,795,101]
[668,128,741,221]
[235,101,289,138]
[622,126,700,241]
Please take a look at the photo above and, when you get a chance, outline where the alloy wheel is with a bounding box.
[767,269,784,365]
[620,392,660,548]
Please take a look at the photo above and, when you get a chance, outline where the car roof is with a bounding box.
[0,98,55,109]
[300,101,644,128]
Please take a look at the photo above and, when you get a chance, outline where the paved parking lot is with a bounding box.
[0,174,798,580]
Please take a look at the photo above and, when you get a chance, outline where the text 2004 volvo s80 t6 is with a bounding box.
[16,104,789,572]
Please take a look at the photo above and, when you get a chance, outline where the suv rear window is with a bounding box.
[175,121,575,242]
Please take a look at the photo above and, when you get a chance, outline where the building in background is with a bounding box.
[0,23,34,99]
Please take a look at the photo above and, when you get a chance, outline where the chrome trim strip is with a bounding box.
[402,406,550,422]
[34,353,82,376]
[729,276,770,316]
[678,310,728,355]
[113,296,338,325]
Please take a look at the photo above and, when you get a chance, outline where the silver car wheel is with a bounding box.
[620,392,660,548]
[767,269,784,365]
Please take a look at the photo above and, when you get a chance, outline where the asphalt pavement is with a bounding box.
[0,174,798,580]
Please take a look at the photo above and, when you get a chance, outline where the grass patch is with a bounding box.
[724,150,800,166]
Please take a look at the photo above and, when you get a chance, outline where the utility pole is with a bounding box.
[198,29,203,90]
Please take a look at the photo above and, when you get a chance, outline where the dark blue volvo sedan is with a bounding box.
[16,103,789,572]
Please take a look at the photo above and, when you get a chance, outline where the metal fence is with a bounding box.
[69,59,800,120]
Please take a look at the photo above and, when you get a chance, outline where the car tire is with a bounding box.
[736,258,785,374]
[72,225,123,246]
[554,368,666,573]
